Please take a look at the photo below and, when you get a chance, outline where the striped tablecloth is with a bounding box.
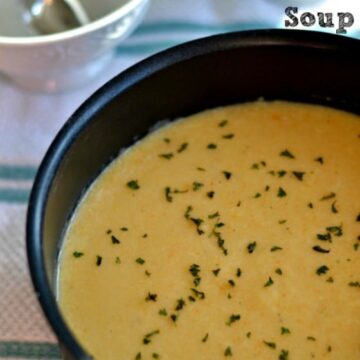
[0,0,359,358]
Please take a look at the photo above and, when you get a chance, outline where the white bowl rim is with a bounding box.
[0,0,147,46]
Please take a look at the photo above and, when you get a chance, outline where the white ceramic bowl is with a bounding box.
[0,0,150,92]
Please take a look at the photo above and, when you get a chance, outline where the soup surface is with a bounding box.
[59,101,360,360]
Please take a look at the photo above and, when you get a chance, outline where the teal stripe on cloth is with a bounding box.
[0,189,30,204]
[0,165,37,181]
[116,39,183,55]
[133,21,269,36]
[0,342,61,359]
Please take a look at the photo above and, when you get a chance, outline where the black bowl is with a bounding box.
[26,29,360,359]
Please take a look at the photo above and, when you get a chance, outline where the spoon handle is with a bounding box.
[62,0,90,25]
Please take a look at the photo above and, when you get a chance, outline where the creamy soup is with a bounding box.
[59,101,360,360]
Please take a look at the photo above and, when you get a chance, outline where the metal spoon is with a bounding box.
[22,0,90,35]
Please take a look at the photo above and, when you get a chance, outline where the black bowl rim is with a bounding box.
[26,29,360,359]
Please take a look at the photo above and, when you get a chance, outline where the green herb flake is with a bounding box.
[212,268,221,276]
[292,171,305,181]
[159,308,167,316]
[357,214,360,222]
[320,192,336,201]
[189,264,201,287]
[264,277,274,287]
[228,279,235,287]
[111,235,120,244]
[307,336,316,341]
[222,171,232,180]
[163,138,171,143]
[223,134,234,139]
[225,314,241,326]
[197,167,206,171]
[208,212,220,219]
[236,268,242,278]
[190,217,205,235]
[115,256,121,264]
[277,187,287,197]
[280,149,295,159]
[313,245,330,254]
[193,182,204,191]
[136,257,145,265]
[246,332,252,338]
[191,288,205,299]
[165,187,173,202]
[152,353,160,359]
[348,281,360,287]
[281,327,290,335]
[207,191,215,199]
[170,314,178,323]
[278,219,287,225]
[73,251,84,258]
[202,333,209,343]
[314,157,324,164]
[159,153,174,159]
[263,341,276,349]
[331,201,338,214]
[354,243,359,251]
[253,192,261,199]
[143,330,160,345]
[316,265,329,275]
[96,255,102,266]
[145,270,151,277]
[251,163,260,170]
[271,246,283,252]
[317,233,331,242]
[145,293,157,302]
[127,180,140,190]
[218,120,228,127]
[275,268,283,275]
[175,298,186,311]
[207,143,217,149]
[308,202,314,209]
[278,170,287,178]
[279,349,289,360]
[142,233,148,238]
[326,225,343,237]
[247,242,257,254]
[135,352,142,360]
[224,346,233,357]
[327,277,334,283]
[177,142,188,153]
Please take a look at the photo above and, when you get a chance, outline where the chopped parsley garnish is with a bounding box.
[320,192,336,201]
[202,333,209,343]
[207,143,217,149]
[236,268,242,277]
[263,341,276,349]
[253,192,261,199]
[281,327,290,335]
[247,242,257,254]
[208,212,220,219]
[193,182,204,191]
[190,217,204,235]
[152,353,160,359]
[316,265,329,275]
[292,171,305,181]
[145,270,151,277]
[212,268,221,276]
[278,170,287,177]
[73,251,84,258]
[165,187,172,202]
[159,308,167,316]
[207,191,215,198]
[127,180,140,190]
[327,277,334,283]
[96,255,102,266]
[177,142,188,153]
[278,219,287,224]
[357,214,360,222]
[246,332,252,338]
[142,233,148,238]
[189,264,201,286]
[120,227,128,231]
[271,246,283,252]
[279,349,289,360]
[228,279,235,287]
[326,225,343,237]
[163,138,171,143]
[223,134,234,139]
[175,298,186,311]
[218,120,228,127]
[331,201,338,213]
[251,163,260,170]
[313,245,330,253]
[226,314,241,326]
[277,187,287,197]
[111,235,120,244]
[224,346,233,356]
[145,293,157,302]
[135,352,142,360]
[222,171,232,180]
[136,257,145,265]
[348,281,360,287]
[275,268,283,275]
[115,256,121,264]
[264,277,274,287]
[191,288,205,299]
[143,329,160,345]
[170,314,178,323]
[159,153,174,159]
[307,336,316,341]
[314,157,324,164]
[317,233,331,241]
[280,149,295,159]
